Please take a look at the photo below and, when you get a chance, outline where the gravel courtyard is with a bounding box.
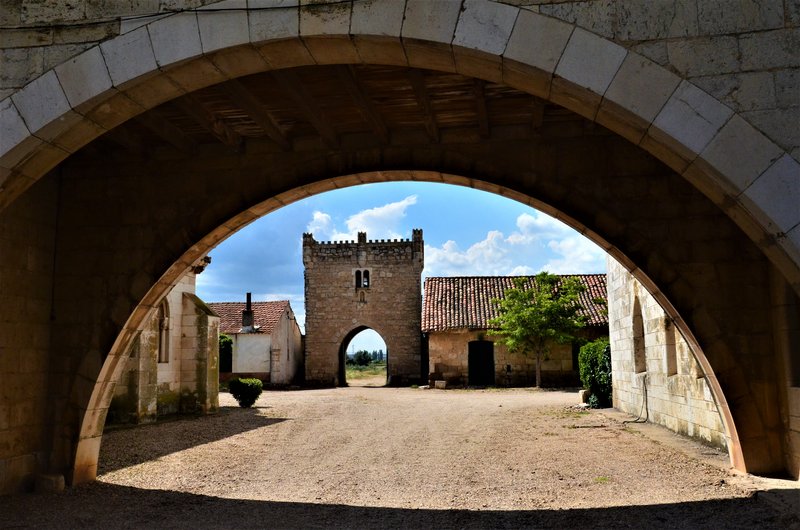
[2,387,797,528]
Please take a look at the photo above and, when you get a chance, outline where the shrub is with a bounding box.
[578,338,612,408]
[228,378,263,408]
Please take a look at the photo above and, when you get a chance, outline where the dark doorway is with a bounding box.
[468,340,495,386]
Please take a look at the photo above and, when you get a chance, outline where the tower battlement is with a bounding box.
[302,230,423,268]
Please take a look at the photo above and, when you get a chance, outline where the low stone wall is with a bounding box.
[608,258,727,449]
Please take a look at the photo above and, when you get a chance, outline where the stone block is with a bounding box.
[696,0,783,34]
[504,9,573,78]
[699,114,783,193]
[598,53,681,143]
[148,12,203,68]
[353,36,408,67]
[164,56,227,94]
[53,46,113,109]
[257,38,315,69]
[15,142,70,180]
[454,47,502,84]
[0,47,46,88]
[100,27,159,88]
[742,154,800,234]
[122,72,185,109]
[740,28,800,70]
[741,108,800,154]
[209,45,270,80]
[403,39,456,72]
[0,98,33,161]
[197,0,250,53]
[775,69,800,108]
[556,27,626,96]
[248,0,299,43]
[304,36,360,65]
[402,0,461,45]
[299,0,351,37]
[667,36,739,77]
[615,0,699,40]
[351,0,405,37]
[82,90,143,131]
[34,473,64,493]
[434,380,447,390]
[453,0,518,56]
[538,0,614,39]
[646,80,734,167]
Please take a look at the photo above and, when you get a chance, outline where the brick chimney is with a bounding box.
[241,292,254,332]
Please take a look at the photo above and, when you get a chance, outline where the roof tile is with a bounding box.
[421,275,607,332]
[208,300,290,335]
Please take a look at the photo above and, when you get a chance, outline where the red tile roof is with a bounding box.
[421,275,607,333]
[208,300,290,335]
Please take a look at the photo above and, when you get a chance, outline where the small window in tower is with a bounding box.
[355,270,362,288]
[363,270,370,288]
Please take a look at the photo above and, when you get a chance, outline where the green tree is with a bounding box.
[353,349,372,366]
[489,272,587,388]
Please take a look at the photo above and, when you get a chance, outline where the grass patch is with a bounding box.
[594,475,611,484]
[345,363,387,380]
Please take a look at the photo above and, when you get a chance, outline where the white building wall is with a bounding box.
[608,257,727,449]
[232,333,271,374]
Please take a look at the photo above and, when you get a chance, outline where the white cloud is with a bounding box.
[307,195,418,241]
[306,211,334,239]
[425,211,605,278]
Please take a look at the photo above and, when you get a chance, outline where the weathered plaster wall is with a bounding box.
[428,328,603,387]
[608,257,727,449]
[304,231,424,385]
[269,307,303,385]
[0,176,57,495]
[232,333,270,375]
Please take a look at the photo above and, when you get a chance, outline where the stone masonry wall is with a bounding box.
[1,0,797,160]
[428,329,603,387]
[607,257,727,449]
[304,230,423,386]
[505,0,800,160]
[0,176,57,495]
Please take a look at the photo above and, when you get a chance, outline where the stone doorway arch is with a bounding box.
[338,326,389,388]
[0,0,798,492]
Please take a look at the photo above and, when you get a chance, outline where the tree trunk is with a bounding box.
[535,350,542,388]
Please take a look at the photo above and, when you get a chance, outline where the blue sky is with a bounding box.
[196,182,607,352]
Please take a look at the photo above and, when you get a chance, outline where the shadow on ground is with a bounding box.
[99,408,287,473]
[1,482,797,529]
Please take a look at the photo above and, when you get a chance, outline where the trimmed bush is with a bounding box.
[578,338,612,408]
[228,378,263,408]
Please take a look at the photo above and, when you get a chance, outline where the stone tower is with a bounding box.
[303,230,424,386]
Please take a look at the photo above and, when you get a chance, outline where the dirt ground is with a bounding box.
[2,387,798,529]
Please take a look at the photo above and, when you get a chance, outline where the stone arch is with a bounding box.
[0,1,797,293]
[0,1,793,485]
[70,168,745,483]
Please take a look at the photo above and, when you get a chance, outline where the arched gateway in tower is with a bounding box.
[303,230,424,386]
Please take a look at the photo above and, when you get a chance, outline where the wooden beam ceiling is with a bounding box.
[407,69,440,143]
[270,70,339,149]
[173,94,243,150]
[220,79,291,151]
